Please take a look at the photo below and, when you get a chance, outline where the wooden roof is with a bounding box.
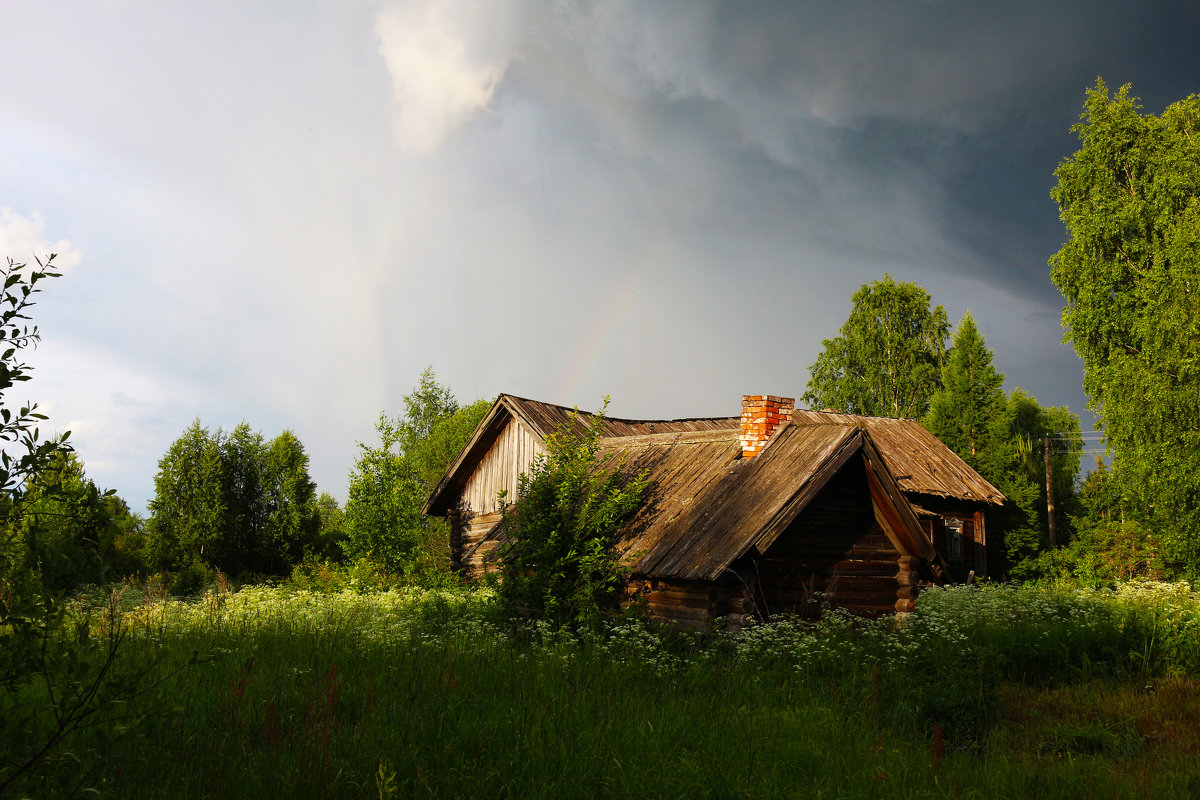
[425,394,1004,517]
[790,409,1004,505]
[602,424,936,580]
[503,394,739,439]
[423,394,737,515]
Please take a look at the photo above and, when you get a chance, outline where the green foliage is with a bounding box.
[147,421,322,581]
[1038,462,1164,584]
[312,491,347,560]
[1038,518,1162,585]
[288,553,410,594]
[924,312,1006,460]
[12,582,1200,797]
[978,390,1083,578]
[261,430,320,570]
[145,420,224,582]
[342,368,489,576]
[922,314,1083,577]
[10,450,143,592]
[0,254,72,688]
[1050,79,1200,575]
[497,399,648,628]
[803,274,950,418]
[0,256,167,796]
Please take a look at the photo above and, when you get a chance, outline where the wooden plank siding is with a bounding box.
[640,580,724,632]
[448,509,505,579]
[460,418,544,514]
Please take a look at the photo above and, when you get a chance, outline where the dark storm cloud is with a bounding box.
[496,0,1200,304]
[4,0,1198,507]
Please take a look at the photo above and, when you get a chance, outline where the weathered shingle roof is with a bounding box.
[425,394,1004,522]
[790,409,1004,505]
[602,425,859,579]
[598,423,939,580]
[504,394,738,439]
[423,395,738,515]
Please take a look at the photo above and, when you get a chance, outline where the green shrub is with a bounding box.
[497,399,648,629]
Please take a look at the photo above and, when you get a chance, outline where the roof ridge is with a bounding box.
[501,393,738,427]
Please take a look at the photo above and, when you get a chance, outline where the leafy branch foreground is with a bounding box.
[5,581,1200,798]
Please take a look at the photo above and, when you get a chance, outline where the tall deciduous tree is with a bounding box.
[343,368,489,575]
[803,275,950,418]
[924,312,1006,460]
[1050,79,1200,574]
[147,421,322,582]
[146,420,226,583]
[261,430,320,572]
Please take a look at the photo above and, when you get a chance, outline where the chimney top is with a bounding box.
[739,394,795,458]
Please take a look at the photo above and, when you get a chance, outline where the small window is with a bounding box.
[945,519,963,564]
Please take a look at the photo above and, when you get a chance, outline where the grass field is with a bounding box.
[4,580,1200,798]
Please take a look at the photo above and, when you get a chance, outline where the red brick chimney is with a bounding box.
[740,395,795,458]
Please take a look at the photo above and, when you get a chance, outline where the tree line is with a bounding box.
[4,365,488,596]
[802,79,1200,580]
[802,275,1084,578]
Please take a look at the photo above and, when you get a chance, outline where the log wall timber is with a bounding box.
[640,580,724,632]
[743,459,902,618]
[460,419,544,514]
[449,509,505,579]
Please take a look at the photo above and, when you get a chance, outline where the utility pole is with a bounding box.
[1044,434,1056,548]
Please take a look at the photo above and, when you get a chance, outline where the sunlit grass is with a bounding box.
[6,580,1200,797]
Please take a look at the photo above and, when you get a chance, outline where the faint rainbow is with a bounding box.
[551,264,654,406]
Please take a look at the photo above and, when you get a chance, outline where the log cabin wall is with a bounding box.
[460,419,545,515]
[744,459,902,618]
[448,508,505,579]
[637,579,725,632]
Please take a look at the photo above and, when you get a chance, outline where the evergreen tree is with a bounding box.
[982,390,1083,577]
[803,275,949,418]
[221,422,266,573]
[924,312,1006,461]
[923,316,1083,577]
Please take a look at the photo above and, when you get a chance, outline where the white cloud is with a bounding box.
[375,0,527,154]
[28,341,206,512]
[0,207,83,271]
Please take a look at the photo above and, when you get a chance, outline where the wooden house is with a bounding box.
[424,394,1004,629]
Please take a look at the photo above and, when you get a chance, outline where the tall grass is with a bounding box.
[5,580,1200,798]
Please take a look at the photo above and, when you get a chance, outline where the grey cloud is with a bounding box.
[3,0,1195,508]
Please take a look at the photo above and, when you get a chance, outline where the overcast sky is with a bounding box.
[2,1,1198,512]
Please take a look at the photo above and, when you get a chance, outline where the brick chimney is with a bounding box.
[739,395,795,458]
